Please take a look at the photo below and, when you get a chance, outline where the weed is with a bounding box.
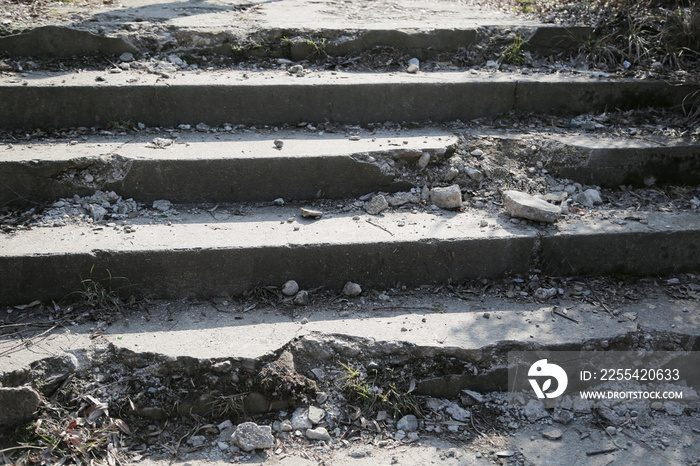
[575,32,620,67]
[682,89,700,123]
[206,393,246,420]
[105,119,136,131]
[68,266,128,313]
[305,37,328,60]
[498,34,527,66]
[623,18,653,64]
[337,363,422,421]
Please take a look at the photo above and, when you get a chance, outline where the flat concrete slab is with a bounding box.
[1,70,697,129]
[1,206,698,305]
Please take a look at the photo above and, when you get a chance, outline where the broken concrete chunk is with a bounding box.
[364,194,389,215]
[308,406,325,425]
[396,414,418,432]
[502,190,561,223]
[0,387,40,425]
[574,188,603,207]
[300,207,323,219]
[388,192,420,206]
[230,422,274,451]
[291,407,313,430]
[430,185,463,209]
[306,426,331,441]
[152,199,172,212]
[465,166,484,182]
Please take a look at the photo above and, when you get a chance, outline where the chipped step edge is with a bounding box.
[0,211,698,306]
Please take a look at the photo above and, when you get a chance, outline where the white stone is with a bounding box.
[465,166,484,182]
[230,422,274,451]
[300,207,323,219]
[308,406,325,425]
[445,403,470,422]
[502,190,561,223]
[306,427,331,441]
[417,152,431,168]
[429,185,463,209]
[119,52,134,62]
[152,199,172,212]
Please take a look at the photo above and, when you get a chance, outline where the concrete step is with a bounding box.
[0,0,586,58]
[2,205,699,305]
[2,127,699,206]
[2,70,697,129]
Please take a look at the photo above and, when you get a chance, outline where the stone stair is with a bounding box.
[2,1,700,463]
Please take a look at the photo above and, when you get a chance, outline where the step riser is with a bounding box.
[2,80,696,129]
[3,227,697,305]
[1,157,409,205]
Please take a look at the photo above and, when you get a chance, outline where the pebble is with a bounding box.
[470,149,484,157]
[396,414,418,432]
[288,64,304,74]
[291,408,313,430]
[407,57,420,73]
[293,290,309,306]
[429,185,462,209]
[152,199,172,212]
[605,426,617,436]
[417,151,431,169]
[502,190,561,223]
[119,52,135,62]
[195,122,210,132]
[445,403,470,422]
[274,139,284,149]
[306,427,331,441]
[542,428,563,440]
[364,194,389,215]
[444,167,460,181]
[308,406,325,425]
[465,166,484,182]
[523,399,549,421]
[281,280,299,296]
[274,198,285,206]
[343,281,362,297]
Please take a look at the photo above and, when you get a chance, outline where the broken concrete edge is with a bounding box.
[2,328,698,424]
[1,212,698,305]
[1,75,698,130]
[0,142,453,206]
[0,24,595,59]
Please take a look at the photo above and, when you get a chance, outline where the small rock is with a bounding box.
[274,197,285,206]
[388,192,420,206]
[89,204,108,222]
[308,406,325,425]
[651,401,665,412]
[502,190,561,223]
[407,57,420,73]
[429,185,463,209]
[605,426,617,436]
[523,399,549,422]
[552,409,574,425]
[187,435,206,447]
[349,448,368,458]
[470,149,484,157]
[542,429,563,440]
[396,415,418,432]
[119,52,135,62]
[417,151,431,168]
[293,290,310,306]
[574,188,603,207]
[664,401,684,416]
[152,199,172,211]
[274,139,284,149]
[195,122,210,132]
[288,64,304,74]
[0,387,40,425]
[376,410,389,421]
[281,280,299,296]
[301,207,323,219]
[343,281,362,297]
[291,408,313,430]
[496,450,516,457]
[444,167,459,181]
[479,219,488,227]
[445,403,470,422]
[217,441,229,451]
[230,422,274,451]
[364,194,389,215]
[306,427,331,441]
[534,287,557,299]
[280,420,293,432]
[573,398,592,414]
[465,166,484,182]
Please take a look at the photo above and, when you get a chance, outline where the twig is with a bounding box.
[586,447,618,456]
[552,309,579,323]
[365,219,394,236]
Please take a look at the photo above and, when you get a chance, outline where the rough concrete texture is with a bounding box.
[1,71,697,129]
[0,129,456,204]
[0,386,40,425]
[1,207,698,305]
[0,0,557,57]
